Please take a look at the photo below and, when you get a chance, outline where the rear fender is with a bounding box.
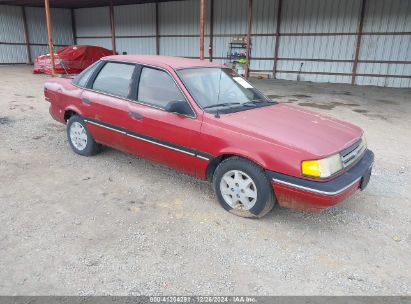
[64,105,84,121]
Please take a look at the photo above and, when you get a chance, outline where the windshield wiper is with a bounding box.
[203,102,241,109]
[242,99,276,107]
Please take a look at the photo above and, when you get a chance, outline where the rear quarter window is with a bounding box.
[73,61,100,87]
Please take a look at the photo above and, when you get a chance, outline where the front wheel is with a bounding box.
[213,157,275,218]
[67,115,101,156]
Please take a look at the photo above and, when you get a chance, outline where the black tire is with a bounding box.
[212,157,275,218]
[67,115,101,156]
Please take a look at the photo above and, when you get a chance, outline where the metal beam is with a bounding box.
[109,3,116,54]
[272,0,282,78]
[155,2,160,55]
[352,0,366,85]
[209,0,214,61]
[71,8,77,45]
[199,0,205,60]
[44,0,55,75]
[21,6,32,64]
[244,0,253,79]
[74,31,411,39]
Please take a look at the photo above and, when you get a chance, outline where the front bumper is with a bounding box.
[267,150,374,212]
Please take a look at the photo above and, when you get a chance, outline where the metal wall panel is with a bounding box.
[213,0,276,71]
[362,0,411,33]
[213,36,231,60]
[214,0,248,35]
[1,0,407,87]
[248,0,278,72]
[76,37,112,50]
[158,0,211,58]
[159,0,210,35]
[75,7,111,37]
[115,3,156,36]
[252,0,278,34]
[275,0,361,84]
[355,76,411,88]
[279,35,356,60]
[0,5,26,63]
[276,72,352,84]
[356,0,411,87]
[116,37,156,55]
[281,0,361,33]
[160,37,210,57]
[359,35,410,61]
[212,0,248,62]
[0,5,25,43]
[25,7,73,45]
[0,44,27,63]
[0,5,73,63]
[278,60,353,74]
[249,60,273,71]
[30,45,48,59]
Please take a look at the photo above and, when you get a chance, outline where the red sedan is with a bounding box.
[44,55,374,218]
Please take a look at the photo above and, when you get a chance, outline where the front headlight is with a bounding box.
[301,153,343,178]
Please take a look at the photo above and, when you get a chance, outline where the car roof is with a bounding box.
[102,55,224,69]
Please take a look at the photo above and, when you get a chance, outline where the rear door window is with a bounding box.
[137,67,186,109]
[92,62,136,99]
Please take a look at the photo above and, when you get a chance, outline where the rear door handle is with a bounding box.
[128,111,144,120]
[82,97,91,104]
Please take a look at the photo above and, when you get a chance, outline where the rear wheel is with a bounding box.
[213,157,275,218]
[67,115,101,156]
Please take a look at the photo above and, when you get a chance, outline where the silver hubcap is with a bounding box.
[69,121,88,151]
[220,170,257,210]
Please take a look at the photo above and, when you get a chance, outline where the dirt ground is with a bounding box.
[0,65,410,296]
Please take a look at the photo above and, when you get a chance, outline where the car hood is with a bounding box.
[215,103,363,158]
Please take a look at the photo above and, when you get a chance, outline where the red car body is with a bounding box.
[45,55,374,212]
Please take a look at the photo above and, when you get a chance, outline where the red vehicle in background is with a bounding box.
[44,55,374,218]
[33,45,112,75]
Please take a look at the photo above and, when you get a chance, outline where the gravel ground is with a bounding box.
[0,65,410,295]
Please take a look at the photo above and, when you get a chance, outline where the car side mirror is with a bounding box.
[165,100,193,116]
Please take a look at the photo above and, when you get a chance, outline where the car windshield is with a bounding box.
[177,67,274,112]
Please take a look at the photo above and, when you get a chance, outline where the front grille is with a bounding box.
[340,138,366,168]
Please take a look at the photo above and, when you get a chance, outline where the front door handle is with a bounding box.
[82,97,91,104]
[128,111,144,120]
